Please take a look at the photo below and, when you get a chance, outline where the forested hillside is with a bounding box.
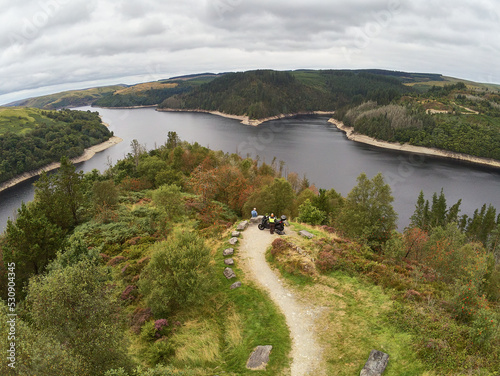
[0,107,112,183]
[0,136,498,375]
[93,81,195,108]
[158,70,412,118]
[335,82,500,160]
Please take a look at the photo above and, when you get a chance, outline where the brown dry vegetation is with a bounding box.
[115,82,179,95]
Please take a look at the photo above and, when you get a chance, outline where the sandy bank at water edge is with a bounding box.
[157,108,336,126]
[329,118,500,169]
[0,136,123,193]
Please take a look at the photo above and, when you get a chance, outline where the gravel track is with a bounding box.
[239,223,323,376]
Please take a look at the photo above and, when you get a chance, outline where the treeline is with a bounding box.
[93,86,191,107]
[337,100,500,160]
[409,190,500,247]
[158,69,411,119]
[0,109,112,183]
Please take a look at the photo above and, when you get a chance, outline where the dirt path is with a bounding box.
[239,223,322,376]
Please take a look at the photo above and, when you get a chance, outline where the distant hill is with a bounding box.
[158,69,413,118]
[91,75,220,108]
[7,85,126,110]
[7,69,500,114]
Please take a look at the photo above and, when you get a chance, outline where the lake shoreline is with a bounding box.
[0,136,123,193]
[329,118,500,169]
[157,108,336,126]
[93,105,158,110]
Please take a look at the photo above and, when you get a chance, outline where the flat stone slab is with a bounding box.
[249,217,260,224]
[236,221,249,231]
[224,258,234,265]
[229,237,239,245]
[360,350,390,376]
[231,231,241,237]
[223,248,234,256]
[223,267,236,279]
[246,345,273,370]
[298,230,314,239]
[230,281,242,289]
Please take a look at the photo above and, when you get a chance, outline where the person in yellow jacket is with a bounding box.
[269,213,276,234]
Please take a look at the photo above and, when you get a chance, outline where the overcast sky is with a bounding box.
[1,0,499,105]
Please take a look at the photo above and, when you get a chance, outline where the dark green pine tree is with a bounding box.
[410,190,427,229]
[3,202,64,289]
[446,199,462,225]
[34,156,84,231]
[430,189,447,228]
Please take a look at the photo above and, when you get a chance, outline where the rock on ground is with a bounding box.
[223,267,236,279]
[246,345,273,370]
[298,230,314,239]
[230,281,242,289]
[223,248,234,256]
[360,350,389,376]
[237,221,249,231]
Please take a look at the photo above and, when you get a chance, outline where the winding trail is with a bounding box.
[239,223,322,376]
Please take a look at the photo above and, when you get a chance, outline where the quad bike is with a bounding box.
[258,215,286,233]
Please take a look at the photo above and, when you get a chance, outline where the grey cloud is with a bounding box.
[1,0,499,104]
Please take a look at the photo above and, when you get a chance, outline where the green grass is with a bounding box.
[213,239,292,375]
[292,70,330,91]
[320,271,432,376]
[0,107,57,135]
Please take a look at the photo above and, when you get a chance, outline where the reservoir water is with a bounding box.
[1,107,500,232]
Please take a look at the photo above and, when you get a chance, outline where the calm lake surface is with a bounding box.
[1,107,500,232]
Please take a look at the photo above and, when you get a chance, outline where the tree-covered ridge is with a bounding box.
[0,108,112,183]
[92,82,193,108]
[335,83,500,161]
[158,69,412,118]
[0,137,498,375]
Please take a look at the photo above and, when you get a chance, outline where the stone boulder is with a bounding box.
[223,248,234,256]
[298,230,314,239]
[224,258,234,265]
[246,345,273,370]
[360,350,389,376]
[230,281,242,289]
[250,216,262,224]
[236,221,249,231]
[229,237,239,245]
[223,267,236,279]
[231,231,241,237]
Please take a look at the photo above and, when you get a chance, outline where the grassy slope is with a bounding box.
[269,224,431,375]
[84,195,291,375]
[0,107,59,135]
[267,222,498,375]
[9,85,125,109]
[406,76,500,93]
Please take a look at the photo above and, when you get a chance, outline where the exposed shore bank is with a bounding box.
[157,108,336,126]
[0,136,123,193]
[93,105,158,110]
[329,118,500,169]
